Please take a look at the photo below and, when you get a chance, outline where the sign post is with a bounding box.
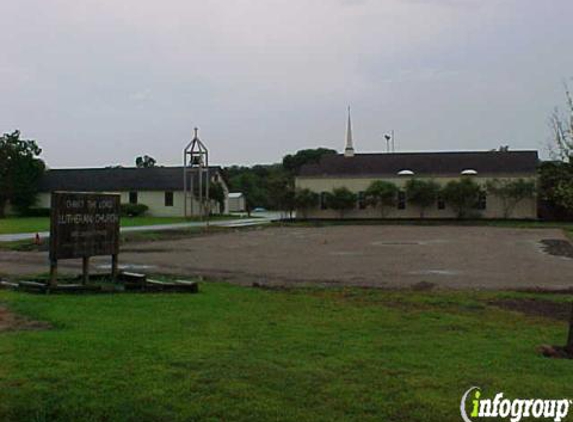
[49,192,121,286]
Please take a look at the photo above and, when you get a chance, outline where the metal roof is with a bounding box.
[38,166,223,192]
[298,151,538,177]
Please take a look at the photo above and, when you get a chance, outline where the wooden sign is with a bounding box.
[49,192,120,285]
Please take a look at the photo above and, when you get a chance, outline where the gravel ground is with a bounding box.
[1,225,573,290]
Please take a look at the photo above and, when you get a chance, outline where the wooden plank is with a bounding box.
[118,272,146,283]
[0,281,19,290]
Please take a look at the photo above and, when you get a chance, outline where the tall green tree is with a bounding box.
[327,187,357,218]
[267,173,295,214]
[405,179,440,218]
[282,148,337,175]
[209,182,226,214]
[232,172,264,215]
[0,130,45,217]
[485,178,536,218]
[294,188,319,219]
[549,84,573,161]
[442,178,482,218]
[225,164,285,211]
[135,155,156,168]
[538,161,573,219]
[365,180,398,217]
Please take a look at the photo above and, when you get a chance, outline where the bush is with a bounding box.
[365,181,398,217]
[442,178,481,218]
[485,178,536,219]
[538,161,573,220]
[405,179,441,218]
[294,188,319,218]
[121,204,149,217]
[327,187,357,218]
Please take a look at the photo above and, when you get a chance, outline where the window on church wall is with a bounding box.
[129,191,138,204]
[165,191,174,207]
[397,191,406,210]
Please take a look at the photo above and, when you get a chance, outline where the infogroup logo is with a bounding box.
[461,387,572,422]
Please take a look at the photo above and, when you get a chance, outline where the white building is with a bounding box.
[295,110,538,219]
[227,192,246,212]
[37,166,229,217]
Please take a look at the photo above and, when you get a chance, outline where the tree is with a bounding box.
[405,179,440,218]
[267,173,295,215]
[538,161,573,219]
[135,155,156,168]
[282,148,337,175]
[552,181,573,210]
[549,83,573,161]
[209,182,226,214]
[365,180,398,217]
[442,178,482,218]
[230,172,267,216]
[294,188,319,219]
[225,164,285,211]
[485,178,536,218]
[0,130,45,217]
[327,187,357,218]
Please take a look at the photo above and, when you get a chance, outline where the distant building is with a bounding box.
[228,192,246,212]
[37,166,229,217]
[295,110,538,219]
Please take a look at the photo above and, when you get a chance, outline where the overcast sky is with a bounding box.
[1,0,572,168]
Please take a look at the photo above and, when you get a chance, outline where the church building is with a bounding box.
[295,110,539,219]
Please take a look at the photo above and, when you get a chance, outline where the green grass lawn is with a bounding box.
[0,215,240,235]
[1,284,572,421]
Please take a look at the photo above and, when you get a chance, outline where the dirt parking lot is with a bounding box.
[2,225,572,290]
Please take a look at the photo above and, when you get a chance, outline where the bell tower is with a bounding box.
[183,127,210,220]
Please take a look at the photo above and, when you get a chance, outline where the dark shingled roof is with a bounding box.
[298,151,538,177]
[38,166,222,192]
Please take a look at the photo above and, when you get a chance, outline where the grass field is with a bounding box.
[1,284,572,421]
[0,215,241,235]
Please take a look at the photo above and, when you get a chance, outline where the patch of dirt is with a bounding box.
[120,248,171,253]
[540,239,573,259]
[538,344,573,360]
[0,306,51,332]
[3,225,573,289]
[490,298,573,322]
[410,281,436,291]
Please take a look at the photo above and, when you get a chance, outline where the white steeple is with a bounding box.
[344,106,355,157]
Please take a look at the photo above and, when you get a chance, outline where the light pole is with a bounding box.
[384,130,395,153]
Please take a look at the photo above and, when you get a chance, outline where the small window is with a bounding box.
[476,192,487,210]
[129,191,138,204]
[437,195,445,210]
[320,192,328,210]
[165,191,174,207]
[461,169,478,176]
[397,169,415,176]
[397,191,406,210]
[358,191,366,209]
